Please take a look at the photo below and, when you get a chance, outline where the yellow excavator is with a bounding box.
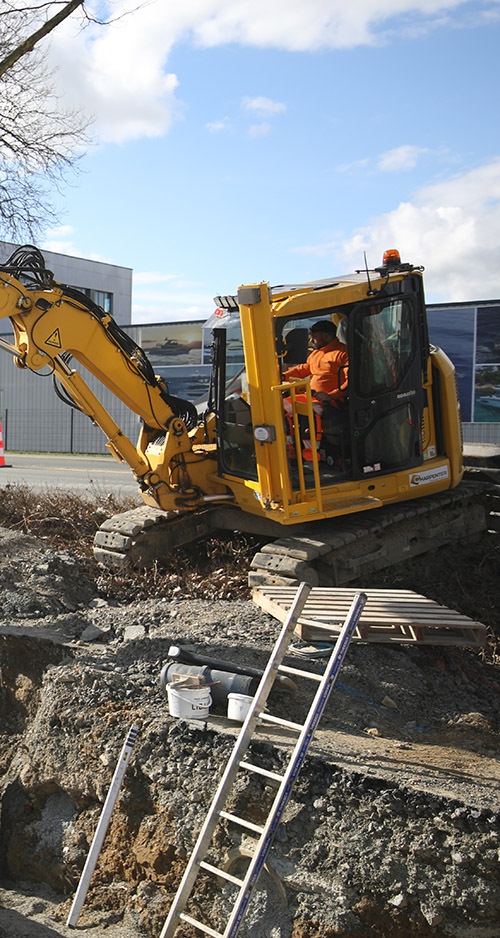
[0,245,489,586]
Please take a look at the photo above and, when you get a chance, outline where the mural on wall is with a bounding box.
[127,321,211,404]
[474,364,500,423]
[130,304,500,422]
[474,307,500,422]
[153,365,212,404]
[427,304,500,422]
[137,322,204,366]
[475,307,500,364]
[426,307,475,422]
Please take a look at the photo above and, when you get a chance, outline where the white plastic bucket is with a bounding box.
[227,693,253,722]
[167,684,211,720]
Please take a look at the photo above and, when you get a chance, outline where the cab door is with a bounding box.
[348,292,426,479]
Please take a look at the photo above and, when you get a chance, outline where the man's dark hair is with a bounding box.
[310,320,336,334]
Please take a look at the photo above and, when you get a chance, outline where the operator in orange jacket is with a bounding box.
[284,319,349,412]
[283,319,349,461]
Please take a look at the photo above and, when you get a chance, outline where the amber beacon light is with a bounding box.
[382,248,401,266]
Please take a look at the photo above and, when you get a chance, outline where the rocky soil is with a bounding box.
[0,498,499,938]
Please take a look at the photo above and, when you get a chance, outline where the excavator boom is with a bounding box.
[0,246,226,510]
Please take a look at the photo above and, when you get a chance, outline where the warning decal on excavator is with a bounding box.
[45,329,62,349]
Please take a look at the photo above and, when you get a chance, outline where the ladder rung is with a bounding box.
[278,664,322,681]
[179,911,224,938]
[259,713,304,731]
[199,860,244,886]
[239,760,284,782]
[219,810,264,834]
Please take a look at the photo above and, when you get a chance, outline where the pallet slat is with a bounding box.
[252,587,487,648]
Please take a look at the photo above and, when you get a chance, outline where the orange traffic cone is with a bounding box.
[0,422,6,467]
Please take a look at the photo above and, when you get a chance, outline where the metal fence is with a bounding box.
[3,407,499,456]
[0,357,140,454]
[2,406,140,454]
[462,422,500,445]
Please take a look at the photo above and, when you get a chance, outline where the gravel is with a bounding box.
[0,525,499,938]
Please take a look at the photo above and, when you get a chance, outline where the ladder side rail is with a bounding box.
[158,581,312,938]
[223,591,367,938]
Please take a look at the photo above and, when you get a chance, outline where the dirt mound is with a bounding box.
[0,523,499,938]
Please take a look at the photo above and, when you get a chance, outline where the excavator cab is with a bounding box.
[210,255,462,528]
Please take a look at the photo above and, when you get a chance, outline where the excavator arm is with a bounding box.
[0,246,228,510]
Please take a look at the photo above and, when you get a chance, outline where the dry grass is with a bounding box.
[95,533,262,603]
[0,483,136,554]
[0,482,263,602]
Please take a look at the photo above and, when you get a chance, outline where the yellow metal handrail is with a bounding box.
[273,378,323,516]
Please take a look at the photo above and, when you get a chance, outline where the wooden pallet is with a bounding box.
[252,586,488,648]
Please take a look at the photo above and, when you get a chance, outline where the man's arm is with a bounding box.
[284,361,311,380]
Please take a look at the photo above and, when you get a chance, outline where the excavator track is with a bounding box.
[93,477,499,587]
[93,505,218,569]
[248,478,498,588]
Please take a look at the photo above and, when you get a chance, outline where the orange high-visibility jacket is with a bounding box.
[284,339,349,405]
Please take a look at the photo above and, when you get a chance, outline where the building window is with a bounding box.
[75,287,113,315]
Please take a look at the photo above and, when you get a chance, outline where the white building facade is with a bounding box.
[0,241,135,453]
[0,240,132,325]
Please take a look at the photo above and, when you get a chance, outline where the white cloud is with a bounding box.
[336,157,371,173]
[248,122,272,138]
[293,238,340,257]
[40,228,116,264]
[335,158,500,301]
[41,225,77,255]
[377,144,429,172]
[44,225,75,238]
[242,96,286,115]
[48,0,474,144]
[205,117,231,132]
[134,271,179,285]
[49,6,181,144]
[191,0,378,50]
[338,146,446,174]
[42,238,77,255]
[132,274,213,322]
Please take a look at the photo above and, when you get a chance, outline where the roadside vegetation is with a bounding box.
[0,482,261,602]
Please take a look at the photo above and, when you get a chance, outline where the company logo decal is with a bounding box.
[410,466,449,487]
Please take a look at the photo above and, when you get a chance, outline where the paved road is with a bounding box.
[0,452,140,496]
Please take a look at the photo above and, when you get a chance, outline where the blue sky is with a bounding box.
[40,0,500,322]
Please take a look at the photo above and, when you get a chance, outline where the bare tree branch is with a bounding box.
[0,0,151,239]
[0,2,94,239]
[0,0,85,78]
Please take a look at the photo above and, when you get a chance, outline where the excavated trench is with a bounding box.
[0,527,499,938]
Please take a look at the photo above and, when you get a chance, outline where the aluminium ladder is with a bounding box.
[159,582,367,938]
